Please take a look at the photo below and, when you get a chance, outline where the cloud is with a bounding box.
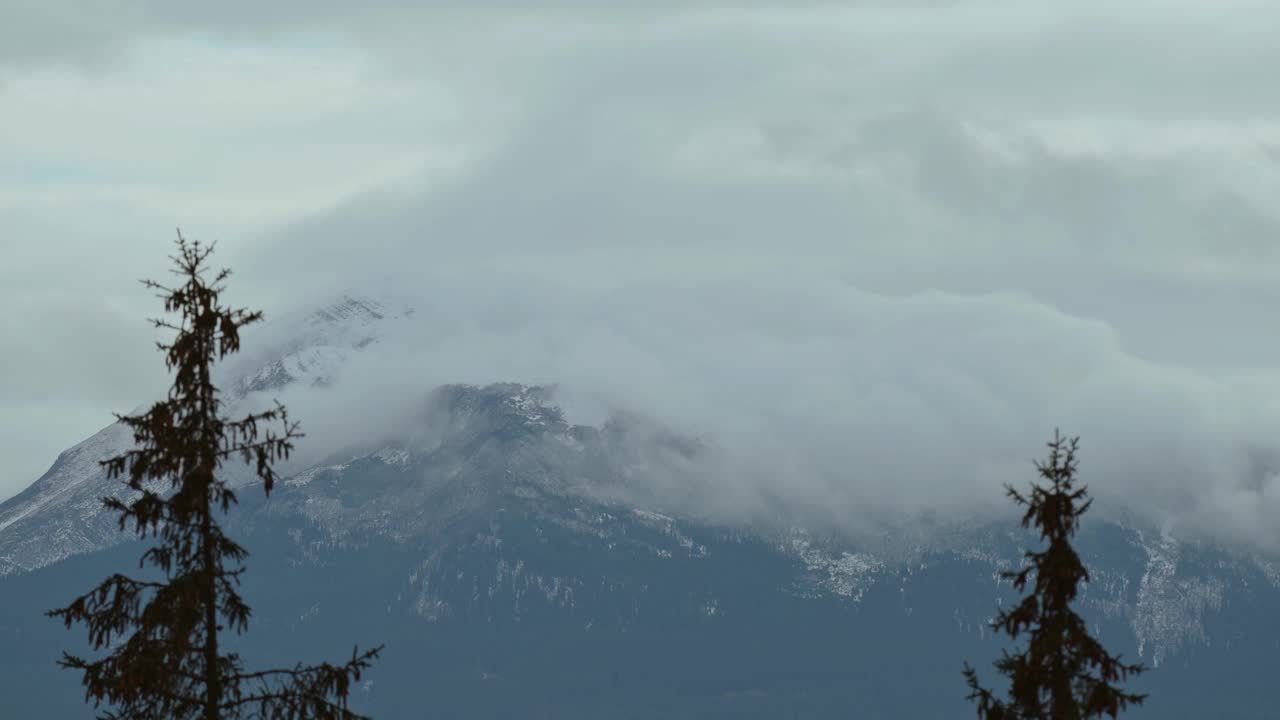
[0,31,460,495]
[221,84,1280,550]
[243,264,1280,552]
[4,2,1280,556]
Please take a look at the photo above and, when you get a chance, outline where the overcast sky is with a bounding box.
[3,2,1280,548]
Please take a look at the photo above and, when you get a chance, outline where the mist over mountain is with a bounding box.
[6,3,1280,717]
[4,296,1280,718]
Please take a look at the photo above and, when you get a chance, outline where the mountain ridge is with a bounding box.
[5,296,1280,717]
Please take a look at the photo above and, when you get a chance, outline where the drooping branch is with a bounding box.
[222,646,384,720]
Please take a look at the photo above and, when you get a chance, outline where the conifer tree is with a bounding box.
[49,233,381,719]
[963,431,1145,719]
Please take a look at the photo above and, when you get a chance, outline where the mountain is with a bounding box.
[3,297,1279,718]
[0,295,404,578]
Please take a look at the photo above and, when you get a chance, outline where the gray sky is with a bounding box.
[3,1,1280,548]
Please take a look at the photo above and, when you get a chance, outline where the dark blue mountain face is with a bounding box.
[3,382,1280,719]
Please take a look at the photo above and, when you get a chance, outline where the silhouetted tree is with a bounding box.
[963,431,1145,719]
[49,233,381,719]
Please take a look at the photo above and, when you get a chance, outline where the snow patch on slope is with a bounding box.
[784,531,885,602]
[1131,528,1225,667]
[0,422,130,535]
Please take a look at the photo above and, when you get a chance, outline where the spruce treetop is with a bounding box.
[963,431,1145,720]
[49,233,380,720]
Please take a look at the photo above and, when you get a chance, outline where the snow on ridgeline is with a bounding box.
[0,294,403,576]
[225,295,410,396]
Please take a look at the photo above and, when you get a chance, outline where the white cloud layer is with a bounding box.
[3,2,1280,551]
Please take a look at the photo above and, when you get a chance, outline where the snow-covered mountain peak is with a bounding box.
[0,294,412,576]
[227,294,410,396]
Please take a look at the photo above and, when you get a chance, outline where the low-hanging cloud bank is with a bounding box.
[6,1,1280,554]
[215,4,1280,552]
[224,80,1280,552]
[244,267,1280,554]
